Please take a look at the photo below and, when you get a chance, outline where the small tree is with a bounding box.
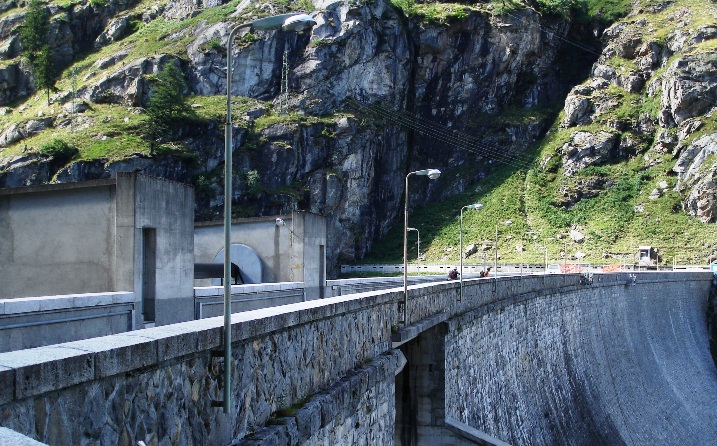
[142,63,193,154]
[34,46,58,104]
[19,0,57,104]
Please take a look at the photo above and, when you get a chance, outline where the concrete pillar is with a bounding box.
[395,324,473,446]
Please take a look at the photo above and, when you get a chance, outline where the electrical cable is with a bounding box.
[345,99,537,170]
[347,99,534,169]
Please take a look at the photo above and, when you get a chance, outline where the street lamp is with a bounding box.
[403,169,441,324]
[459,203,483,301]
[222,12,316,414]
[407,227,421,260]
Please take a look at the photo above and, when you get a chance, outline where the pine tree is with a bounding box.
[34,46,57,105]
[18,0,47,63]
[143,63,193,154]
[18,0,57,105]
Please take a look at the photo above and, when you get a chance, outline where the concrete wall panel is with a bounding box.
[0,185,115,299]
[131,174,195,326]
[194,216,294,284]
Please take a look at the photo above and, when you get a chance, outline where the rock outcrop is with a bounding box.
[557,2,717,221]
[2,0,584,274]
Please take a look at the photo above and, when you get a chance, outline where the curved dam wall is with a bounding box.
[445,274,717,445]
[0,272,714,445]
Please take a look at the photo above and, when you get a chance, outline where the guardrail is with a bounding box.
[193,282,305,318]
[0,292,135,353]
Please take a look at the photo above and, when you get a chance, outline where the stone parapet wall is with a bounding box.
[445,272,717,445]
[0,289,400,445]
[238,350,403,445]
[0,292,135,353]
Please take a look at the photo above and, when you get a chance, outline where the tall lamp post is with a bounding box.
[403,169,441,324]
[222,12,316,414]
[459,203,483,301]
[407,227,421,259]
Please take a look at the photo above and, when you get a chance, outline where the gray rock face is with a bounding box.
[0,63,30,105]
[555,8,717,220]
[81,55,176,106]
[674,133,717,222]
[0,154,53,187]
[660,55,717,126]
[163,0,200,20]
[94,16,130,49]
[559,131,620,176]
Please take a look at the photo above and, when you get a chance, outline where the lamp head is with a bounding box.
[414,168,441,179]
[281,14,317,33]
[468,203,483,210]
[276,218,285,226]
[249,13,316,32]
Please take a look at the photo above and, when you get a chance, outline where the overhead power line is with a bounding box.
[345,99,536,170]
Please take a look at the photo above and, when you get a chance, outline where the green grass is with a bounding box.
[365,146,714,266]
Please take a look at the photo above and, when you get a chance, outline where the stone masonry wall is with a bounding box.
[445,273,717,445]
[0,290,399,445]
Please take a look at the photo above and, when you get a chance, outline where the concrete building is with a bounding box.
[0,172,195,327]
[0,173,328,351]
[194,212,327,300]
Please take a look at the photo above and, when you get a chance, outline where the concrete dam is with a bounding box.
[0,272,715,445]
[439,275,717,445]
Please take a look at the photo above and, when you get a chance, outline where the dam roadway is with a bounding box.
[0,271,715,445]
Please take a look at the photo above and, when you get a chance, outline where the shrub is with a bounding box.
[38,139,78,161]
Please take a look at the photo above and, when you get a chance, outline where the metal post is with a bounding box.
[223,21,253,414]
[402,172,411,325]
[416,229,420,259]
[402,169,440,324]
[460,207,465,301]
[407,228,420,260]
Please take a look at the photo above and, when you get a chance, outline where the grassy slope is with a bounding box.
[364,0,717,267]
[0,0,305,161]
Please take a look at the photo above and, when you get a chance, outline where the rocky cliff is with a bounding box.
[558,1,717,223]
[0,0,715,275]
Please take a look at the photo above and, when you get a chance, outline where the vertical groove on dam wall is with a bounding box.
[445,277,717,445]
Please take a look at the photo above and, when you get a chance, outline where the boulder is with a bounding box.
[464,243,478,258]
[0,118,53,146]
[562,94,593,127]
[569,229,585,243]
[63,100,90,114]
